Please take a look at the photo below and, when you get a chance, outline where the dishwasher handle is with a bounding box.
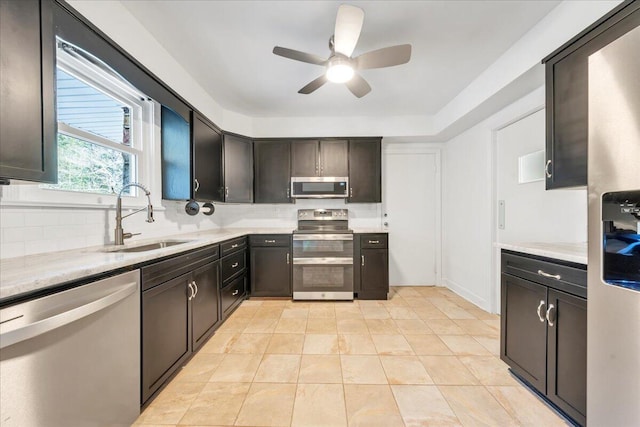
[0,281,138,350]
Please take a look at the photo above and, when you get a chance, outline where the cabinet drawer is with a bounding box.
[502,251,587,298]
[221,275,246,318]
[360,234,388,249]
[221,250,246,283]
[249,234,291,247]
[221,237,247,257]
[141,245,219,291]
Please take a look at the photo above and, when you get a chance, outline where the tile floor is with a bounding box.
[133,286,569,427]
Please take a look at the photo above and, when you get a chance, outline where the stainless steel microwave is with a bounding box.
[290,177,349,198]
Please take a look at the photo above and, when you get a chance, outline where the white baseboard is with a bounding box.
[442,278,491,312]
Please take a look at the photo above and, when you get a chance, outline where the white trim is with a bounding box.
[443,278,489,311]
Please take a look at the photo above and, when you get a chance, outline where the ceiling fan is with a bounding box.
[272,4,412,98]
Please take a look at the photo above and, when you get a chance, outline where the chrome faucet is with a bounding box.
[114,183,154,245]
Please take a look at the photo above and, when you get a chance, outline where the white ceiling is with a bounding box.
[121,0,561,118]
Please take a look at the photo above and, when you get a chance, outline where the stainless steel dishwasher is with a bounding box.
[0,270,140,427]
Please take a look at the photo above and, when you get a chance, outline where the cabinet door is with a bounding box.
[224,134,253,202]
[191,261,221,351]
[291,140,319,176]
[254,140,291,203]
[348,139,381,203]
[193,113,223,201]
[161,106,192,200]
[500,274,547,393]
[320,140,348,177]
[546,289,587,426]
[360,248,389,299]
[141,273,191,404]
[250,246,291,297]
[0,0,56,183]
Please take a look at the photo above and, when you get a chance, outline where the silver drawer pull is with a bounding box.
[231,244,239,248]
[368,240,379,244]
[287,253,290,264]
[536,300,546,323]
[545,160,552,178]
[232,262,239,268]
[361,255,365,266]
[546,304,555,327]
[537,270,561,280]
[232,290,239,296]
[265,240,276,243]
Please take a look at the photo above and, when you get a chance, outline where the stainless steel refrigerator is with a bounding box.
[588,25,640,425]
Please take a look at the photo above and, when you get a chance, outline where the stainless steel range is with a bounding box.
[293,209,354,300]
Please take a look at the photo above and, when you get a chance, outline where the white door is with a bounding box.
[383,146,440,286]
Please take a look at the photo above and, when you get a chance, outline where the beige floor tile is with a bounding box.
[419,356,480,385]
[393,287,422,297]
[177,382,250,425]
[439,385,518,426]
[336,318,369,334]
[209,354,262,382]
[413,305,448,320]
[486,386,568,427]
[391,385,461,426]
[298,354,343,383]
[231,306,259,318]
[235,382,297,426]
[260,299,289,307]
[241,299,264,307]
[425,319,466,335]
[472,335,500,356]
[438,305,477,320]
[428,297,462,311]
[399,296,428,307]
[244,317,279,333]
[302,334,339,354]
[385,293,409,307]
[453,319,499,336]
[305,317,337,333]
[457,356,519,386]
[405,334,452,355]
[344,384,404,427]
[274,318,307,334]
[371,334,414,355]
[439,335,492,356]
[341,355,388,384]
[228,333,272,354]
[466,307,499,321]
[387,306,420,319]
[361,307,391,319]
[265,333,305,354]
[334,305,364,319]
[482,319,500,330]
[394,319,433,335]
[199,332,240,353]
[254,307,285,319]
[215,317,250,333]
[281,307,309,319]
[291,384,347,427]
[365,319,399,334]
[253,354,301,383]
[136,382,204,425]
[307,304,336,318]
[174,353,225,383]
[338,334,377,355]
[380,355,433,384]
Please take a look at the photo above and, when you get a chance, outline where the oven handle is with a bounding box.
[293,234,353,241]
[293,257,353,265]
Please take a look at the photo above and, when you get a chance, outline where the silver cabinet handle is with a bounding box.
[265,239,276,243]
[536,300,546,323]
[232,289,239,296]
[232,262,239,268]
[192,280,198,298]
[187,282,195,301]
[546,304,555,326]
[538,270,561,280]
[231,244,239,248]
[225,187,229,198]
[350,187,353,198]
[545,160,552,178]
[361,255,365,266]
[286,253,290,264]
[368,240,379,244]
[194,179,200,192]
[286,188,290,198]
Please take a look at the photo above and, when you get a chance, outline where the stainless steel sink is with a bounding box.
[104,240,193,253]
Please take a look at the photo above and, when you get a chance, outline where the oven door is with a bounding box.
[292,258,354,300]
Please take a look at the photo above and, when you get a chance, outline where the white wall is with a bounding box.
[496,109,587,244]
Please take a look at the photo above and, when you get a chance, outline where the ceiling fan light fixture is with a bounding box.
[326,57,354,83]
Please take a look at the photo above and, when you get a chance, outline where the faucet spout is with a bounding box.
[114,183,154,245]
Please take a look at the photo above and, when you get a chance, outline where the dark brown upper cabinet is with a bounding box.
[348,138,381,203]
[254,140,292,203]
[542,2,639,189]
[223,133,253,203]
[291,140,348,177]
[193,113,223,202]
[0,0,56,184]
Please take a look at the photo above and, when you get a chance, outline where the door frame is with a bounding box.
[382,142,442,286]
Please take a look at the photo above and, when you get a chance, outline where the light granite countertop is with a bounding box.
[0,227,388,302]
[496,241,588,265]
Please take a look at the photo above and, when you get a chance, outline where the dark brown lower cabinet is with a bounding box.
[249,235,292,297]
[191,261,221,351]
[500,250,587,426]
[355,233,389,300]
[220,238,248,320]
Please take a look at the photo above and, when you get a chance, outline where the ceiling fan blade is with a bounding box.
[354,44,412,70]
[273,46,327,66]
[298,75,328,94]
[334,4,364,57]
[345,73,371,98]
